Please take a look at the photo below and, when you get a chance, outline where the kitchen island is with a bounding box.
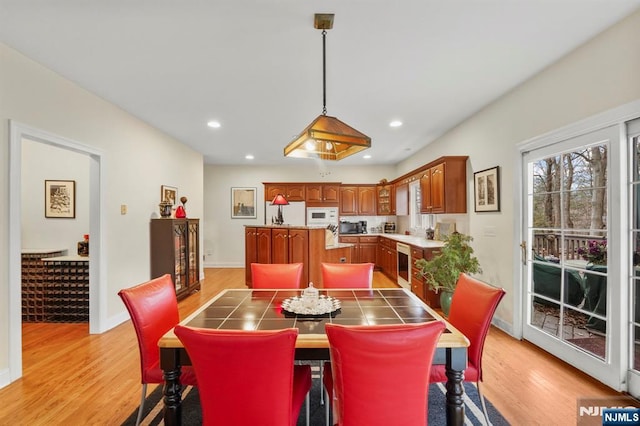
[245,225,353,287]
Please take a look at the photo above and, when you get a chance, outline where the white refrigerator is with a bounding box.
[265,201,306,226]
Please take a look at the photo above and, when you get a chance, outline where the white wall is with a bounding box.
[203,164,395,267]
[21,138,90,254]
[0,42,204,379]
[203,10,640,333]
[396,10,640,332]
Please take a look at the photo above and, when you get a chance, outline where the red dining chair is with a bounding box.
[319,262,374,408]
[251,262,304,289]
[429,273,505,425]
[118,274,197,426]
[324,321,446,426]
[174,326,312,426]
[321,262,374,289]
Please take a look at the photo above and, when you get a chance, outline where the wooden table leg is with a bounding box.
[161,348,183,426]
[445,348,466,426]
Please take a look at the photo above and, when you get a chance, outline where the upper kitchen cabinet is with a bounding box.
[376,184,395,216]
[264,183,306,202]
[305,183,340,206]
[340,185,376,216]
[419,156,468,214]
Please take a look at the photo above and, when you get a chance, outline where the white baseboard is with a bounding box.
[492,316,515,338]
[203,262,244,268]
[0,368,11,390]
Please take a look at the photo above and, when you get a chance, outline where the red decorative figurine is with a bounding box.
[175,196,187,218]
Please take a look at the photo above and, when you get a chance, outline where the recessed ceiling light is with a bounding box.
[389,120,403,128]
[363,154,372,159]
[245,154,254,160]
[207,120,221,128]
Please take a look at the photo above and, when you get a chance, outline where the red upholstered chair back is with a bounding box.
[448,273,505,381]
[174,326,302,426]
[251,263,304,289]
[325,321,446,426]
[118,274,195,385]
[321,263,374,288]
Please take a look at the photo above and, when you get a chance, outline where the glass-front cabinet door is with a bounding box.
[173,222,187,292]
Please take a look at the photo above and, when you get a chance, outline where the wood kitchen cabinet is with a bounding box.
[246,226,341,287]
[271,227,309,286]
[305,183,340,206]
[339,235,378,264]
[245,227,272,286]
[419,157,467,214]
[340,185,377,216]
[264,183,306,202]
[377,237,397,280]
[410,245,440,307]
[359,236,378,264]
[376,184,394,215]
[150,218,200,300]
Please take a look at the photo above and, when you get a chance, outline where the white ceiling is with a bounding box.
[2,1,639,166]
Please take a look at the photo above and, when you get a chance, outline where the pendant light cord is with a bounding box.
[322,29,327,116]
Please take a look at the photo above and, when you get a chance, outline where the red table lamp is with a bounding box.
[271,194,289,225]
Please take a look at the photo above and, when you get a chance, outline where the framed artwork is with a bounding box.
[474,166,500,212]
[161,185,178,206]
[45,180,76,218]
[231,187,257,219]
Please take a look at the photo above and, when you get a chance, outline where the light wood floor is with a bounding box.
[0,268,621,425]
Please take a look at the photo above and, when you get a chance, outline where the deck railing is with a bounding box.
[532,232,605,260]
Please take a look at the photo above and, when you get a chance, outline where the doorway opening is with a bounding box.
[8,121,104,383]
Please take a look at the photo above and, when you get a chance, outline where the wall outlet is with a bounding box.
[120,204,127,215]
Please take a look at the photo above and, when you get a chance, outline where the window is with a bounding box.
[409,181,423,229]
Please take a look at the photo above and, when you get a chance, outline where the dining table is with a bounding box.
[158,287,470,426]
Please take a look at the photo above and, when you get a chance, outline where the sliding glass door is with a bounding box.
[627,118,640,397]
[522,126,622,388]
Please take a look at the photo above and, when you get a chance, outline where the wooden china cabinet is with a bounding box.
[150,218,201,300]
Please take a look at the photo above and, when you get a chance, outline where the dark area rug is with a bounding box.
[122,374,510,425]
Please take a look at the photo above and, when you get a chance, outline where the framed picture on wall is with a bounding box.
[474,166,500,212]
[45,180,76,218]
[231,187,257,219]
[161,185,178,206]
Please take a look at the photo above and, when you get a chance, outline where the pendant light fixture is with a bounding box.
[284,13,371,161]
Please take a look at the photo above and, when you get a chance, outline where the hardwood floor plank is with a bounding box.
[0,268,622,425]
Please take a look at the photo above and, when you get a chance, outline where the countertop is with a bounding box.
[341,232,445,249]
[326,242,354,250]
[244,225,445,249]
[21,248,67,254]
[42,255,90,262]
[245,224,329,229]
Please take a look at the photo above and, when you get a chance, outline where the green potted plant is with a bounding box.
[414,232,481,315]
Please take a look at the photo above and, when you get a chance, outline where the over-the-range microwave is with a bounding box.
[306,207,338,226]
